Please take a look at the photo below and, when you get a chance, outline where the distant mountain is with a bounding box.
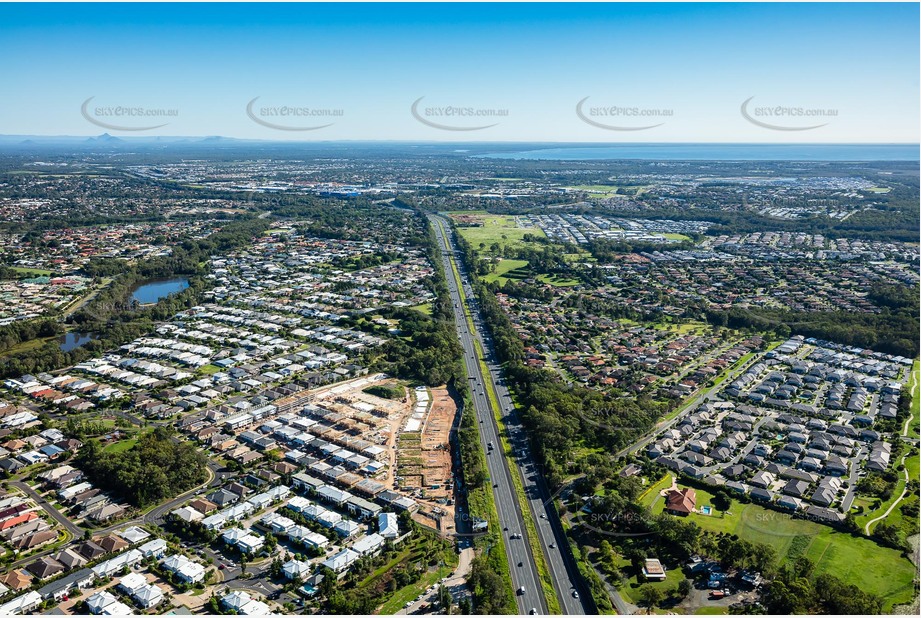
[85,133,124,143]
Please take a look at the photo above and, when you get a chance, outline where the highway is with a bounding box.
[431,215,591,615]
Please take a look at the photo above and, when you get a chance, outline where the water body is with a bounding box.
[131,277,190,304]
[58,331,96,352]
[477,143,920,162]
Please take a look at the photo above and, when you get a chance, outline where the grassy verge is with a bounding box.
[906,359,919,439]
[377,561,455,614]
[638,473,672,509]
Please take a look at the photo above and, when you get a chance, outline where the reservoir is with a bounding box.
[131,277,190,304]
[59,332,96,352]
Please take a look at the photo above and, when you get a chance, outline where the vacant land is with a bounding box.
[537,273,581,287]
[452,213,545,254]
[482,258,530,284]
[410,302,433,315]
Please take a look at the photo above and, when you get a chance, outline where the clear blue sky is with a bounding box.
[0,2,917,142]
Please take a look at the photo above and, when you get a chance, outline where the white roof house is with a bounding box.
[132,583,164,609]
[222,590,258,613]
[172,505,204,523]
[334,520,361,538]
[352,533,385,556]
[86,590,135,615]
[117,526,151,544]
[118,572,148,595]
[282,559,312,580]
[321,547,360,573]
[378,512,398,538]
[138,538,168,559]
[0,591,42,615]
[161,554,206,584]
[201,513,227,530]
[238,534,264,555]
[92,549,142,578]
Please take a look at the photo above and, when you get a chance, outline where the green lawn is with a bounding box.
[655,484,917,609]
[198,364,222,375]
[410,303,433,316]
[906,360,919,439]
[617,555,688,606]
[537,273,581,287]
[102,437,138,454]
[565,185,622,195]
[377,562,454,614]
[8,266,54,277]
[482,259,529,284]
[663,233,692,242]
[638,474,673,509]
[2,336,54,356]
[453,214,545,254]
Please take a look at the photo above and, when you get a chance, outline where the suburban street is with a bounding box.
[432,214,590,615]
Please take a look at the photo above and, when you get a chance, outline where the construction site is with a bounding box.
[305,375,460,534]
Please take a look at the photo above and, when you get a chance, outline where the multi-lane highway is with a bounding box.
[431,215,591,615]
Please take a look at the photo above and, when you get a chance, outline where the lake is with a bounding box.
[131,277,190,304]
[59,331,96,352]
[477,143,920,162]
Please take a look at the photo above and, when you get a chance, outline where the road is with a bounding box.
[397,547,474,615]
[432,215,590,615]
[10,480,83,539]
[616,354,760,460]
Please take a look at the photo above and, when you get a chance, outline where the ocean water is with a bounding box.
[477,144,919,162]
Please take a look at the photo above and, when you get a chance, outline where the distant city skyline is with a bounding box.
[0,2,918,142]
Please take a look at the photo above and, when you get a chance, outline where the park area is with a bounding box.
[642,477,917,610]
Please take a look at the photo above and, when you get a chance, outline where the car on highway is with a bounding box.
[549,543,555,549]
[529,609,538,615]
[517,586,526,595]
[572,590,579,599]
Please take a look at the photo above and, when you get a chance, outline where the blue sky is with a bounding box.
[0,2,917,142]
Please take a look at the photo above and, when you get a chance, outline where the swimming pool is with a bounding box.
[701,505,712,515]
